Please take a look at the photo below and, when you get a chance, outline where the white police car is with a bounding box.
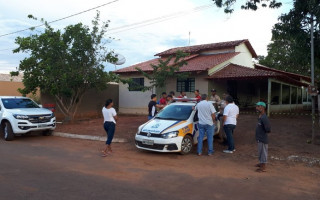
[135,99,220,154]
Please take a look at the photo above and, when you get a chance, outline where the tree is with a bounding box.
[134,51,190,93]
[212,0,282,13]
[13,11,117,121]
[259,0,320,81]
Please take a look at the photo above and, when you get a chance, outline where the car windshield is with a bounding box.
[1,98,40,109]
[156,104,193,120]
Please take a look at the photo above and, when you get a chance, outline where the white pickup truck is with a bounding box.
[0,96,56,141]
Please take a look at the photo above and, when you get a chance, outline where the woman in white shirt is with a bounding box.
[101,99,118,157]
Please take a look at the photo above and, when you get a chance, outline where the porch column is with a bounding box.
[267,78,271,116]
[279,83,283,108]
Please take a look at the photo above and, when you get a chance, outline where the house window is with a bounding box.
[176,78,195,92]
[129,78,144,91]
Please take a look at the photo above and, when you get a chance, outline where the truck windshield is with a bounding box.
[1,98,40,109]
[155,104,193,120]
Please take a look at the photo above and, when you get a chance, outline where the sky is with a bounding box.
[0,0,293,73]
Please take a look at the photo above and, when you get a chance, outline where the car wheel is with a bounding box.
[42,130,53,136]
[3,122,14,141]
[180,135,193,155]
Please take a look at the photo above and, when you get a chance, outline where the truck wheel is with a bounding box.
[180,135,193,155]
[42,130,53,136]
[3,122,14,141]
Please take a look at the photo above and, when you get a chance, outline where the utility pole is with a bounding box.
[310,13,316,144]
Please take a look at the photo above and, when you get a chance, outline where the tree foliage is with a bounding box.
[134,51,190,92]
[13,11,117,121]
[259,0,320,81]
[212,0,282,13]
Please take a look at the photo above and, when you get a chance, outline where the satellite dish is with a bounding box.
[112,53,126,65]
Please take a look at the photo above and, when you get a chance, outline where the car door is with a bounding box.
[192,110,199,144]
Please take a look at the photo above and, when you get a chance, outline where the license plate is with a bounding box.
[142,139,154,145]
[38,124,49,128]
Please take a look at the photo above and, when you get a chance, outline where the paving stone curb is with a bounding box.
[53,132,128,143]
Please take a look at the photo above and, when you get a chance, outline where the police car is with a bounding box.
[135,98,220,154]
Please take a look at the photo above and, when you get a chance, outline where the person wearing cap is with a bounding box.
[210,89,221,104]
[222,95,239,154]
[255,101,271,173]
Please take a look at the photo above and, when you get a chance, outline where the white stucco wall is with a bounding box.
[232,43,254,68]
[165,73,209,97]
[118,75,153,115]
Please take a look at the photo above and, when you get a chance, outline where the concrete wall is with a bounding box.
[118,72,210,114]
[233,43,254,68]
[164,72,209,97]
[0,81,24,96]
[118,74,152,115]
[41,83,119,120]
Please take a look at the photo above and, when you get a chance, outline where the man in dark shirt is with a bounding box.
[148,94,162,120]
[255,101,271,173]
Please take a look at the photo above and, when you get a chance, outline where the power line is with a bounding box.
[0,3,215,53]
[107,4,214,33]
[0,0,119,38]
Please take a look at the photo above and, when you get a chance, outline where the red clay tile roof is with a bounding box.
[255,64,311,82]
[178,52,239,72]
[155,39,257,58]
[208,63,309,87]
[115,52,239,73]
[209,63,279,79]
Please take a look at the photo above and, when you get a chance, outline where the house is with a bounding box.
[115,39,311,115]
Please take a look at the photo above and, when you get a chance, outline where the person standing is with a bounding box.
[222,95,239,154]
[166,95,173,105]
[255,101,271,173]
[210,89,221,110]
[101,99,118,157]
[148,94,163,120]
[159,92,167,106]
[178,91,187,98]
[210,89,221,103]
[195,94,216,156]
[169,91,176,99]
[194,89,201,101]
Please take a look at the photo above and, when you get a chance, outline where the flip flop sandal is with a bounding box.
[100,151,108,157]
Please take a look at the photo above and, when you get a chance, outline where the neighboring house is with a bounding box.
[0,73,25,96]
[115,39,311,115]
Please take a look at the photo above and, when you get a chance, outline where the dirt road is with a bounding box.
[2,114,317,199]
[0,135,319,200]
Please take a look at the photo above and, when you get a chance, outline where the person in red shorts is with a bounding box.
[159,92,167,106]
[195,89,201,101]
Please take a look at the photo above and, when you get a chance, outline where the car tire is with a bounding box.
[42,130,53,136]
[3,122,14,141]
[180,135,193,155]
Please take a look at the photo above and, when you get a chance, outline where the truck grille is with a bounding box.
[28,115,52,124]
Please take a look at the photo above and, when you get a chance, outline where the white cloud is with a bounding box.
[0,0,291,73]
